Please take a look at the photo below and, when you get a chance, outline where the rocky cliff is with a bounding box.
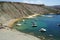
[0,2,58,24]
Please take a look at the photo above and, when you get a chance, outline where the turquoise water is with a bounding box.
[14,15,60,40]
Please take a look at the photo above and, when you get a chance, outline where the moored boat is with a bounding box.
[16,24,21,26]
[32,22,37,27]
[39,28,46,32]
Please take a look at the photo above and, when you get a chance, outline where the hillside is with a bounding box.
[49,5,60,11]
[0,2,59,24]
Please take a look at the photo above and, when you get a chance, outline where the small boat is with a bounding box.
[47,16,53,18]
[16,24,21,26]
[32,22,37,27]
[23,20,25,22]
[57,24,60,26]
[39,28,46,32]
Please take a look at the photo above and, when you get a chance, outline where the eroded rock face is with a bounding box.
[0,2,57,24]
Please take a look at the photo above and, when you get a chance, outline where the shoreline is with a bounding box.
[3,18,21,28]
[1,14,41,40]
[25,14,40,18]
[3,14,40,28]
[0,28,41,40]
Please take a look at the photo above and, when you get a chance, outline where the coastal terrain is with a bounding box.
[0,1,60,40]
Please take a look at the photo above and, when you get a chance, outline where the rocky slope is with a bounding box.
[0,2,59,24]
[50,5,60,10]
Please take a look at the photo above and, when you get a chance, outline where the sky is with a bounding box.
[0,0,60,6]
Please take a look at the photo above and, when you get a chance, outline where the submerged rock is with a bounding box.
[39,36,45,40]
[49,34,53,37]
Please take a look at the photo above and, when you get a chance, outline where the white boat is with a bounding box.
[47,16,53,17]
[16,24,21,26]
[57,24,60,26]
[32,22,37,27]
[39,28,46,32]
[23,20,25,22]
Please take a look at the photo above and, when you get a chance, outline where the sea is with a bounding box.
[13,15,60,40]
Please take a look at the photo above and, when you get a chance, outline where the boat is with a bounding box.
[39,28,46,32]
[32,22,37,27]
[16,24,21,26]
[23,20,25,22]
[46,15,53,18]
[57,24,60,26]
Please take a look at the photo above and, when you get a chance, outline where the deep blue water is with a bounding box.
[14,15,60,40]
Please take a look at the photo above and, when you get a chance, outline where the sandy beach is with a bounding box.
[0,28,40,40]
[3,14,40,28]
[25,14,39,18]
[3,18,20,28]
